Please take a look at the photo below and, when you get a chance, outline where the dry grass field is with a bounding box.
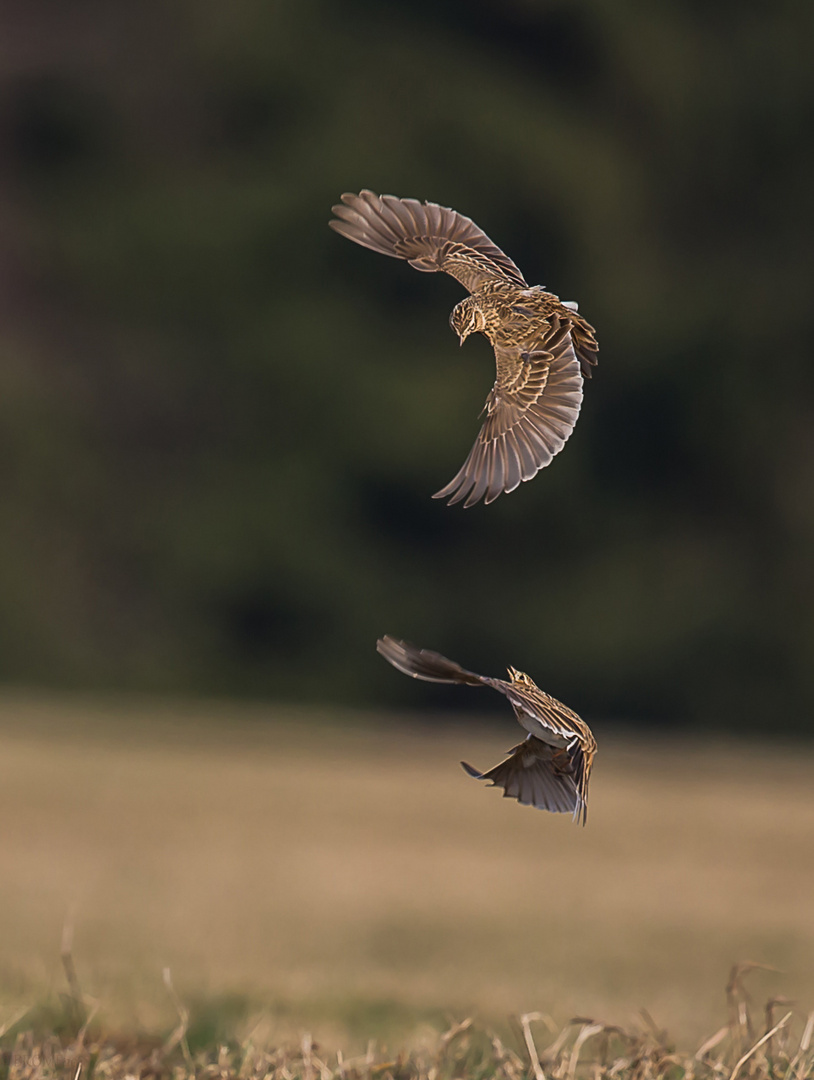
[0,692,812,1056]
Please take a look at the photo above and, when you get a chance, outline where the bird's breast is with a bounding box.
[516,708,571,747]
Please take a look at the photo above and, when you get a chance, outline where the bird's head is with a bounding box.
[449,298,487,345]
[507,666,535,687]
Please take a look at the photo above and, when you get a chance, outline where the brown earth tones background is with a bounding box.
[1,697,811,1050]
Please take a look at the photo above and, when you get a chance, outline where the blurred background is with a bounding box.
[1,0,813,1050]
[1,0,812,728]
[1,4,811,730]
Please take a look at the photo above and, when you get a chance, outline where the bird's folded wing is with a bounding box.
[434,317,583,507]
[567,740,590,820]
[497,681,587,743]
[330,190,528,293]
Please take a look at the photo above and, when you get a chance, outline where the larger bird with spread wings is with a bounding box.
[377,636,597,823]
[330,191,599,507]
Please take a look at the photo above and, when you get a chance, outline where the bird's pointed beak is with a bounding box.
[458,334,465,347]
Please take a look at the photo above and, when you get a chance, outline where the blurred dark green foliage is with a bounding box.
[1,0,812,729]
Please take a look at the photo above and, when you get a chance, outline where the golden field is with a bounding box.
[0,693,812,1051]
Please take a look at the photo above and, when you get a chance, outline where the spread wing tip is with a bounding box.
[432,440,542,509]
[329,191,528,290]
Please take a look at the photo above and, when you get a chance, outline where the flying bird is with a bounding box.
[376,636,597,823]
[330,191,599,507]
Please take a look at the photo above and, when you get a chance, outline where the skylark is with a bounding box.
[331,191,598,507]
[377,636,597,822]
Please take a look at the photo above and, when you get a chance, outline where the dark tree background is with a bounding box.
[0,0,812,730]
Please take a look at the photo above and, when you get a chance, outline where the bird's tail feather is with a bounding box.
[462,740,586,822]
[376,636,484,687]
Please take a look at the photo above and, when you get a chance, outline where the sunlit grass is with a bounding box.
[3,968,813,1080]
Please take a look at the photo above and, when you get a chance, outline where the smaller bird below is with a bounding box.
[376,636,597,823]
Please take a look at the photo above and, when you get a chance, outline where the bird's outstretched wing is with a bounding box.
[330,190,528,293]
[377,637,581,746]
[376,636,485,687]
[434,316,583,507]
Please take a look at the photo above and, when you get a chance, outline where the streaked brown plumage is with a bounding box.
[376,635,597,823]
[330,191,599,507]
